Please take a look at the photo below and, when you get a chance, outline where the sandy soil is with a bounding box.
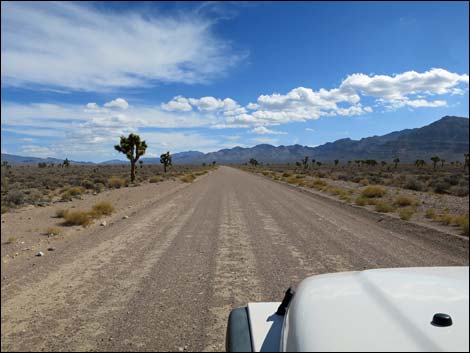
[1,166,468,351]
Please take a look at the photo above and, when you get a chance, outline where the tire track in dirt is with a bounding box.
[204,190,263,352]
[96,177,220,352]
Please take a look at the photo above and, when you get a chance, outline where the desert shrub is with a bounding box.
[404,177,425,191]
[45,227,62,236]
[452,214,469,236]
[355,196,368,206]
[425,209,436,219]
[93,183,105,193]
[361,186,387,198]
[394,196,418,207]
[1,205,10,214]
[444,175,460,186]
[433,182,451,194]
[374,200,395,213]
[108,176,127,189]
[91,202,114,216]
[282,172,292,177]
[63,210,92,226]
[60,191,73,201]
[149,175,162,183]
[399,207,415,221]
[450,185,469,197]
[180,174,196,183]
[81,179,95,190]
[359,178,369,186]
[5,190,25,205]
[27,189,44,203]
[69,186,85,196]
[55,208,69,218]
[5,236,16,244]
[435,213,453,225]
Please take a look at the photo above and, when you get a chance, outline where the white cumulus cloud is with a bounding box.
[104,98,129,110]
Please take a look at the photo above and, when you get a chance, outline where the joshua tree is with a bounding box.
[316,161,322,167]
[160,151,172,173]
[212,161,216,166]
[63,158,70,168]
[114,133,148,182]
[355,160,361,168]
[295,161,302,168]
[430,156,440,170]
[249,158,258,167]
[440,159,445,168]
[464,153,469,171]
[302,156,309,169]
[415,159,426,168]
[393,157,400,169]
[311,159,316,168]
[334,159,339,167]
[381,161,387,167]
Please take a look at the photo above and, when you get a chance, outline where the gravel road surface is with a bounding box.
[1,166,468,351]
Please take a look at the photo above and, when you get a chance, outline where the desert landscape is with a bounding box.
[1,157,469,351]
[2,1,469,352]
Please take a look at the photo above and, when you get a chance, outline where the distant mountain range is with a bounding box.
[2,116,468,165]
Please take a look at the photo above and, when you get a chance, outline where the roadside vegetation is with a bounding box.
[242,155,469,236]
[1,140,215,214]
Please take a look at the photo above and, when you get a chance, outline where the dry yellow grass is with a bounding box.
[63,210,92,226]
[55,208,69,218]
[108,176,127,188]
[149,175,162,183]
[45,226,62,236]
[374,200,395,213]
[91,202,115,216]
[399,207,415,221]
[361,186,387,198]
[452,213,469,236]
[180,174,196,183]
[394,196,418,207]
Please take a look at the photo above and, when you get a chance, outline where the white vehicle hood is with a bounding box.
[280,267,469,352]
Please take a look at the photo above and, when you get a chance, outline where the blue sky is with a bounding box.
[1,1,469,162]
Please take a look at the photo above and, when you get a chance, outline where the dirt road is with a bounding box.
[1,166,468,352]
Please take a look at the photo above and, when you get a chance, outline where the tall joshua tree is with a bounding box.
[114,133,147,182]
[334,159,339,167]
[393,157,400,169]
[415,159,425,169]
[430,156,440,170]
[302,156,309,169]
[160,151,172,173]
[464,153,469,171]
